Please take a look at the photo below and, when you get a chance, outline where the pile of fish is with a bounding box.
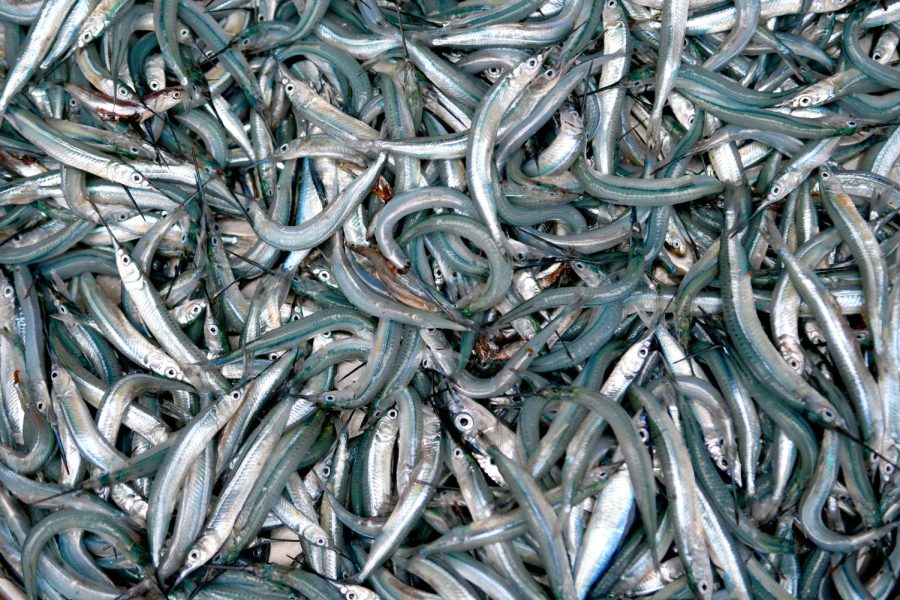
[0,0,900,597]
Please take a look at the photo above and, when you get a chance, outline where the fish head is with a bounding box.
[511,54,545,86]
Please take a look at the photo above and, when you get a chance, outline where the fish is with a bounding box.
[0,1,897,599]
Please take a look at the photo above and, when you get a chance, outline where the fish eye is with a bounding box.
[822,408,835,421]
[209,325,219,334]
[387,409,398,418]
[192,305,202,314]
[455,413,473,431]
[544,69,555,78]
[231,390,241,399]
[820,170,831,179]
[319,272,330,281]
[488,67,500,75]
[50,369,59,379]
[68,98,78,107]
[847,120,857,127]
[698,582,709,593]
[638,347,648,358]
[165,368,177,377]
[242,38,250,46]
[573,262,584,270]
[173,90,182,99]
[188,550,201,561]
[324,394,335,402]
[180,29,189,37]
[285,83,295,93]
[81,32,92,42]
[121,255,131,264]
[320,466,330,477]
[280,144,289,153]
[346,591,357,600]
[453,448,463,458]
[770,184,781,197]
[3,286,13,297]
[799,96,811,106]
[258,14,265,20]
[526,58,538,68]
[130,172,144,183]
